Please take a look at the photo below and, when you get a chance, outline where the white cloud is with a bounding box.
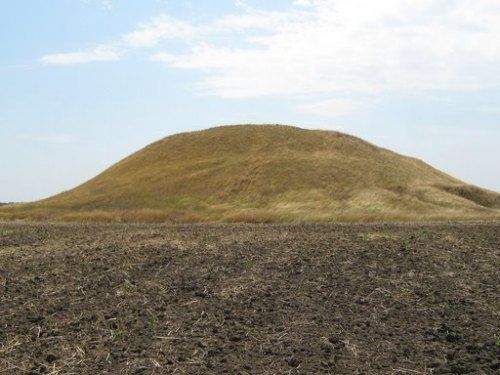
[122,15,195,48]
[41,0,500,105]
[292,0,314,7]
[19,134,77,144]
[477,105,500,114]
[146,0,500,100]
[297,98,365,117]
[102,0,112,10]
[37,135,76,144]
[40,45,120,65]
[81,0,113,10]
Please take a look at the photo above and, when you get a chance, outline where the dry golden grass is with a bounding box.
[221,210,280,223]
[1,124,499,223]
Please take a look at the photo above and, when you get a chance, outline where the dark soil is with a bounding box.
[0,223,498,374]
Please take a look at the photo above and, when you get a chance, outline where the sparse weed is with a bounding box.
[401,238,412,251]
[149,316,157,332]
[123,279,132,291]
[442,299,453,309]
[110,329,124,341]
[332,249,342,262]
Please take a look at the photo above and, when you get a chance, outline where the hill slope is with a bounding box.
[1,125,499,222]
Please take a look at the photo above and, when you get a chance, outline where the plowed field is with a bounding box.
[0,223,498,374]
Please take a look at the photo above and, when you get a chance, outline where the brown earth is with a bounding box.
[0,223,499,374]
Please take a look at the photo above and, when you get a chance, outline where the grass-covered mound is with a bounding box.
[1,125,499,222]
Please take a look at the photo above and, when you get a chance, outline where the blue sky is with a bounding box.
[1,0,499,202]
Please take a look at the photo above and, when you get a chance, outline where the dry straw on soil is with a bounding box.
[1,223,499,373]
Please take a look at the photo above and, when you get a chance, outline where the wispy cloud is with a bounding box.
[41,0,500,109]
[19,134,77,144]
[122,15,195,48]
[297,98,366,117]
[40,45,120,65]
[81,0,113,11]
[101,0,112,10]
[37,135,76,144]
[147,0,500,99]
[476,105,500,114]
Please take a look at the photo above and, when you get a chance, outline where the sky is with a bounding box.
[1,0,499,202]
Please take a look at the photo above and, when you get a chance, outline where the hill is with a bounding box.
[1,125,499,222]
